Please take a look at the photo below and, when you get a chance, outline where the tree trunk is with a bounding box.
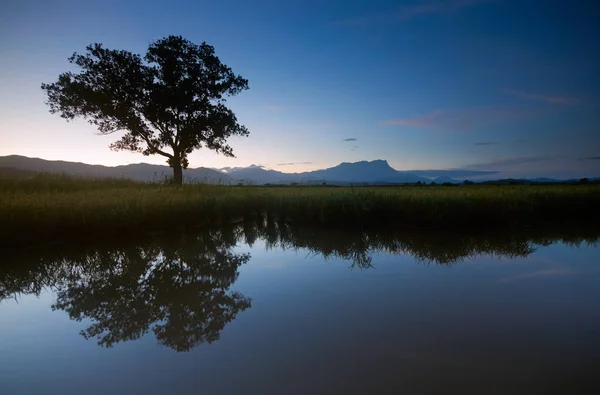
[172,160,183,185]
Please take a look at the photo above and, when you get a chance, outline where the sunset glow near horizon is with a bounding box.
[1,0,599,179]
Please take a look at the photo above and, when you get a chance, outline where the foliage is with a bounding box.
[41,36,249,184]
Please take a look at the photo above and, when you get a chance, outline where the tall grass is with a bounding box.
[1,172,599,246]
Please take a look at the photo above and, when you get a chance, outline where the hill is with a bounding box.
[9,155,591,185]
[223,159,495,185]
[0,155,233,184]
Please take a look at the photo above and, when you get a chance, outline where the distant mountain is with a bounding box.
[224,165,295,184]
[527,178,560,183]
[5,155,593,185]
[433,176,458,184]
[302,160,425,183]
[0,155,233,184]
[478,176,600,185]
[0,166,38,177]
[224,160,429,184]
[403,169,499,179]
[527,177,600,183]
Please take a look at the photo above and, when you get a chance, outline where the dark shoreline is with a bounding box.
[3,218,599,266]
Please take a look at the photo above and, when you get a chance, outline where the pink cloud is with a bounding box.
[335,0,495,26]
[383,107,543,131]
[503,88,580,105]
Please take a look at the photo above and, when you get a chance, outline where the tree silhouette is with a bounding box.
[41,35,249,184]
[51,230,251,352]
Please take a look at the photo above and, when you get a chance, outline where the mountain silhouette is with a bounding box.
[0,155,233,184]
[224,165,294,184]
[433,176,458,184]
[1,155,503,184]
[223,160,428,184]
[224,160,504,184]
[301,160,425,183]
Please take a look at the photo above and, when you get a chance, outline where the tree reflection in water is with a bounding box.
[53,232,251,351]
[1,220,598,351]
[3,228,252,352]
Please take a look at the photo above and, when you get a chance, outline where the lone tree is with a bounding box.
[42,35,249,184]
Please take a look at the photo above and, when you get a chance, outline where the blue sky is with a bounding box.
[1,0,599,178]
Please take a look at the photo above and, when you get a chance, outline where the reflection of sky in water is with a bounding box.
[1,240,599,395]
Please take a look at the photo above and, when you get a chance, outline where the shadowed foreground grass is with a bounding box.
[2,173,599,246]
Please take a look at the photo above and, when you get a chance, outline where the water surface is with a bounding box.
[1,223,599,394]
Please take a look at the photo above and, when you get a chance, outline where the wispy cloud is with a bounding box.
[218,164,267,173]
[335,0,495,26]
[351,145,359,151]
[342,138,357,142]
[383,107,541,131]
[464,156,555,170]
[474,141,500,146]
[277,162,313,166]
[503,88,580,105]
[262,105,285,110]
[582,156,600,161]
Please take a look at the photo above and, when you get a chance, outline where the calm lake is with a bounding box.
[1,223,600,394]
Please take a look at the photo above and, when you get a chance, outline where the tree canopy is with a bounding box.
[42,35,249,184]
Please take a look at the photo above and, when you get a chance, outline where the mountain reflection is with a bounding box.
[1,221,598,351]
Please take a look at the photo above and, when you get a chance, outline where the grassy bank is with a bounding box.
[2,172,600,246]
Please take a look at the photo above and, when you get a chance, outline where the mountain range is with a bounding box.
[0,155,501,184]
[1,155,596,185]
[0,155,232,184]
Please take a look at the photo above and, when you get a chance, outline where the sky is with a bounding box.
[1,0,599,179]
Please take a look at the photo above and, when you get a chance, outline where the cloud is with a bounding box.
[582,156,600,160]
[463,156,555,170]
[335,0,495,26]
[351,145,359,151]
[342,138,357,142]
[262,105,285,110]
[474,141,500,146]
[218,164,266,173]
[276,162,313,166]
[503,88,580,105]
[383,107,541,131]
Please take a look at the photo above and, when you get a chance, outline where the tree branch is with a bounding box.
[139,130,173,159]
[174,109,181,149]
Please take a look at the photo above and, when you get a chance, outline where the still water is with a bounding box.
[1,223,599,394]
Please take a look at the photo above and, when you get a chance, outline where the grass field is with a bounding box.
[1,172,599,246]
